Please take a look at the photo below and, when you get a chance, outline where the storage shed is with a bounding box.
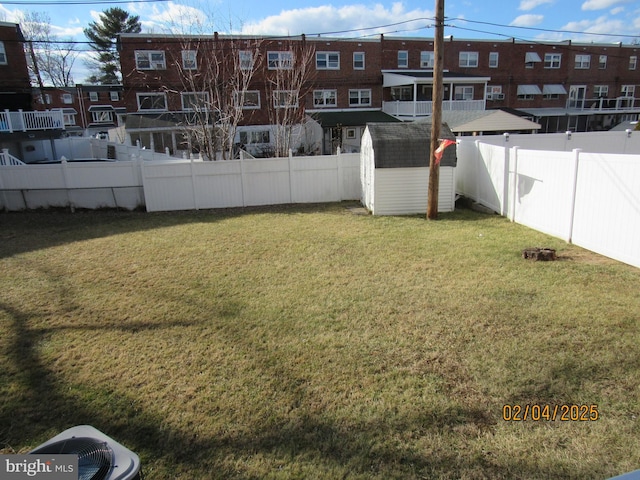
[360,122,457,215]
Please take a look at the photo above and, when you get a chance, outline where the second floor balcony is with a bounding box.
[0,109,65,133]
[382,99,486,117]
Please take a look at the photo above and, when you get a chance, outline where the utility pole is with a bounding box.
[427,0,444,219]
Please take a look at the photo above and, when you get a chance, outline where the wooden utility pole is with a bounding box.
[427,0,445,219]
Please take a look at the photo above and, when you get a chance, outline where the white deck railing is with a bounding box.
[0,109,65,133]
[382,100,485,117]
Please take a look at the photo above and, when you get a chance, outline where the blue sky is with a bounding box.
[0,0,638,82]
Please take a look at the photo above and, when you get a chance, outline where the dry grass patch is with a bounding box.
[1,204,639,479]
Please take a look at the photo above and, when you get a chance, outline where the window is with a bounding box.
[239,130,270,144]
[459,52,478,68]
[575,54,590,69]
[390,86,412,100]
[182,50,197,70]
[621,85,635,97]
[542,84,567,99]
[235,91,260,109]
[454,86,474,100]
[110,91,119,101]
[349,89,371,106]
[489,52,499,68]
[353,52,365,70]
[594,85,609,98]
[89,92,99,102]
[239,51,254,70]
[525,52,542,68]
[599,55,607,69]
[397,51,408,68]
[181,92,209,111]
[137,92,167,111]
[268,51,292,69]
[0,42,7,65]
[420,51,434,68]
[273,90,298,108]
[62,113,75,126]
[43,94,52,105]
[486,86,503,100]
[313,90,337,107]
[630,56,637,70]
[346,128,356,139]
[92,111,114,123]
[544,53,561,69]
[316,52,340,70]
[62,93,73,104]
[135,50,166,70]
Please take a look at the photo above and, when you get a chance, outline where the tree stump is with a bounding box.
[522,247,557,261]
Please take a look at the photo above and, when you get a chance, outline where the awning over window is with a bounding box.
[517,85,543,95]
[88,105,115,112]
[542,84,567,95]
[525,52,542,63]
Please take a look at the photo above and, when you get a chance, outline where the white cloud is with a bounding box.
[510,14,544,27]
[558,15,629,40]
[518,0,554,11]
[609,6,624,14]
[239,3,434,37]
[581,0,627,11]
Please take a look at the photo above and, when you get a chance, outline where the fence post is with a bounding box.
[566,148,582,244]
[288,148,294,203]
[336,146,343,200]
[190,156,198,210]
[18,110,26,132]
[4,109,13,133]
[474,140,481,205]
[502,134,510,216]
[509,146,519,222]
[61,158,75,212]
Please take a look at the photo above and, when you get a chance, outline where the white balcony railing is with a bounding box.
[0,109,65,133]
[566,96,640,112]
[382,100,485,117]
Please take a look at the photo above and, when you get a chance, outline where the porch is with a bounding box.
[0,109,65,133]
[382,99,485,117]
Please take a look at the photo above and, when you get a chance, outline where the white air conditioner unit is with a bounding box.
[486,94,494,100]
[495,93,505,100]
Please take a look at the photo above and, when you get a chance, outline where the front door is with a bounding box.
[568,86,587,109]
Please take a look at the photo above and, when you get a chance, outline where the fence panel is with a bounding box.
[571,153,640,268]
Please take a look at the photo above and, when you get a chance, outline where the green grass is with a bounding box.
[1,203,639,479]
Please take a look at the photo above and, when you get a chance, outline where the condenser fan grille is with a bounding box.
[31,437,114,480]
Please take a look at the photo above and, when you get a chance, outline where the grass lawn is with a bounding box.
[1,203,639,479]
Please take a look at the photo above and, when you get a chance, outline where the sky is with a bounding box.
[0,0,638,83]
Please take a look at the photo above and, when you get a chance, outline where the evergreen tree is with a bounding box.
[84,7,141,84]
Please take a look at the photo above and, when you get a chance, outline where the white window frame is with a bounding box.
[135,50,166,70]
[594,85,609,98]
[316,52,340,70]
[575,54,591,69]
[0,42,6,65]
[182,50,197,70]
[420,51,434,68]
[136,92,168,112]
[349,89,371,107]
[486,85,503,100]
[621,85,635,97]
[89,91,99,102]
[313,89,337,107]
[239,130,270,145]
[239,50,254,70]
[235,90,260,109]
[489,52,499,68]
[544,53,561,69]
[353,52,365,70]
[391,86,412,101]
[273,90,298,108]
[62,93,73,104]
[454,86,474,101]
[181,92,210,112]
[62,113,76,126]
[110,91,119,101]
[459,52,479,68]
[630,56,637,70]
[599,55,607,69]
[397,50,408,68]
[91,111,114,124]
[268,51,293,70]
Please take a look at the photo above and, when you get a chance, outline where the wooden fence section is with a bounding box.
[456,136,640,268]
[141,152,361,212]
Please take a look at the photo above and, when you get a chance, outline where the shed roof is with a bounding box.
[310,110,400,127]
[441,109,541,133]
[366,121,456,168]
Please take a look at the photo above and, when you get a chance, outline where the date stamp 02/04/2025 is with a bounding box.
[502,404,600,422]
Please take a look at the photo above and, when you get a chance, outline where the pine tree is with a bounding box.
[84,7,141,84]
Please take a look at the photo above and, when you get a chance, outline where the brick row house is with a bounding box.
[117,32,640,156]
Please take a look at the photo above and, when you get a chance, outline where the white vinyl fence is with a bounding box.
[141,152,360,212]
[456,133,640,268]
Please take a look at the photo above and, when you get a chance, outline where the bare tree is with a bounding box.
[170,35,262,160]
[21,12,79,87]
[264,39,316,157]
